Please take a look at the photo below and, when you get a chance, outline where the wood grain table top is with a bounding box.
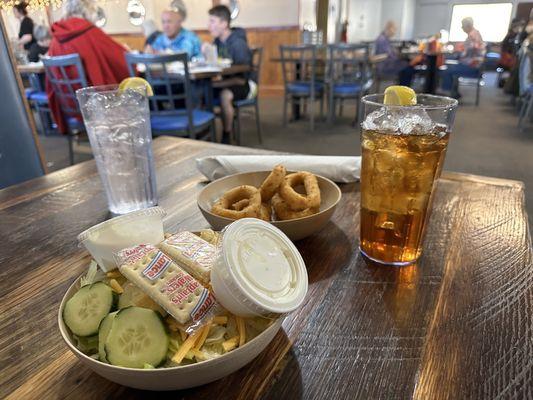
[1,137,531,400]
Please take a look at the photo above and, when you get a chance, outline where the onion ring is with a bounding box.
[272,194,319,221]
[279,172,321,210]
[259,203,272,221]
[232,199,249,211]
[260,165,287,202]
[211,185,261,219]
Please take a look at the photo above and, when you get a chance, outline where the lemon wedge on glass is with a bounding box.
[118,77,154,96]
[383,85,417,106]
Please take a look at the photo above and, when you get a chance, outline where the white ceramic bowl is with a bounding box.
[58,275,283,391]
[197,171,342,241]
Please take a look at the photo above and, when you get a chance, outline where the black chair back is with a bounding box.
[279,45,320,90]
[250,47,263,84]
[327,43,370,88]
[42,54,88,120]
[125,52,195,129]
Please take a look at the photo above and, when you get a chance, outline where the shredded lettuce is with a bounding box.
[73,334,99,354]
[80,260,104,287]
[205,325,226,344]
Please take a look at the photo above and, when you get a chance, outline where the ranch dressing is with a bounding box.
[210,218,308,316]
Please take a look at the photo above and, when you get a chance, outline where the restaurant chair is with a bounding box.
[280,44,324,131]
[42,54,88,165]
[125,53,215,141]
[518,48,532,131]
[25,73,57,136]
[233,47,263,145]
[326,43,370,124]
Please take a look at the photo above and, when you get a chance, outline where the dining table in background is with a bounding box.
[17,62,45,75]
[0,136,531,399]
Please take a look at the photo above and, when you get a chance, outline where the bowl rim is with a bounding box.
[58,273,283,373]
[197,170,342,224]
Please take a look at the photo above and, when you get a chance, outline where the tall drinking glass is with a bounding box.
[76,85,157,215]
[359,94,458,266]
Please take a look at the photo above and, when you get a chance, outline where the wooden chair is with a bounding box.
[280,45,324,131]
[125,52,215,140]
[42,54,88,165]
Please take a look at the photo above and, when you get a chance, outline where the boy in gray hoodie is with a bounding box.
[206,5,253,144]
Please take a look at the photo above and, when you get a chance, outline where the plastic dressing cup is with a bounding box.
[77,207,166,271]
[210,218,308,317]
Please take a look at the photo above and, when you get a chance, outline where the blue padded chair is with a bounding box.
[42,54,88,165]
[125,52,215,141]
[232,47,263,145]
[280,45,324,131]
[327,43,371,124]
[518,48,532,131]
[24,72,56,135]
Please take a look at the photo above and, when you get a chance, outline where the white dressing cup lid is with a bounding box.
[216,218,308,314]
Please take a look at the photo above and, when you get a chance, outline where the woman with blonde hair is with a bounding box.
[46,0,130,134]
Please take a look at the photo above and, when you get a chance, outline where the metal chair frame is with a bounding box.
[280,44,324,131]
[233,47,263,145]
[327,43,370,124]
[42,54,88,165]
[125,52,215,140]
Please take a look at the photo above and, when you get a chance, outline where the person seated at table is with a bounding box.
[149,0,201,60]
[440,17,485,98]
[142,19,161,53]
[205,5,252,144]
[28,25,51,63]
[13,2,36,54]
[374,21,415,87]
[46,0,129,134]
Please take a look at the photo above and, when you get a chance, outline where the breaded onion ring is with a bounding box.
[232,198,249,211]
[211,185,261,219]
[259,203,272,221]
[279,172,321,210]
[260,165,287,202]
[272,194,319,221]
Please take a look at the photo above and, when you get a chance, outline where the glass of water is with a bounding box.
[76,85,157,215]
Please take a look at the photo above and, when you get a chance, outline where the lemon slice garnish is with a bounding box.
[383,85,417,106]
[118,77,154,97]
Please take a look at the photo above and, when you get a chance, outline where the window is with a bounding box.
[449,3,513,42]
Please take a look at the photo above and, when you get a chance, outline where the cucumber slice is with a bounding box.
[63,282,114,337]
[105,307,168,368]
[98,311,117,363]
[118,282,167,316]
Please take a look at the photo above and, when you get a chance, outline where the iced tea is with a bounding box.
[359,93,457,265]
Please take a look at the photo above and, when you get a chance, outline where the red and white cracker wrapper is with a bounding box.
[159,231,215,284]
[116,244,217,331]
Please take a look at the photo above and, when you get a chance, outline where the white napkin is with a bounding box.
[196,155,361,183]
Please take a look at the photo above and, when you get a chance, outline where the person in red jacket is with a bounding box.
[46,0,130,134]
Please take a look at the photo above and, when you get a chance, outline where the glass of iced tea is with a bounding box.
[359,92,458,266]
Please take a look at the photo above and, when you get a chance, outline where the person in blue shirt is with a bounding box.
[374,21,414,87]
[148,2,201,60]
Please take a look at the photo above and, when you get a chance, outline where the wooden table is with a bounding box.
[1,137,532,399]
[17,62,45,74]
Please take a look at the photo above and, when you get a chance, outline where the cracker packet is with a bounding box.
[158,231,215,285]
[115,244,218,333]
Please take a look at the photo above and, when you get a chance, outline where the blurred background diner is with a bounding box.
[1,0,533,222]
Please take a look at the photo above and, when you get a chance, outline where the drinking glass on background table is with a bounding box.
[76,85,157,215]
[359,93,458,266]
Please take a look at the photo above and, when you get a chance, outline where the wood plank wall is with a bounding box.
[111,26,299,95]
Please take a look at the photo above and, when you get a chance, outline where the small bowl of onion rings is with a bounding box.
[197,170,342,241]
